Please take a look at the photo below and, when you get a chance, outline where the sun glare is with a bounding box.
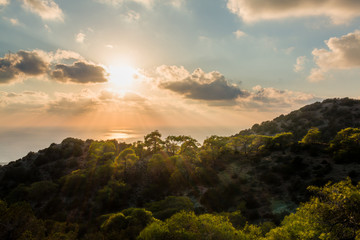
[108,63,138,88]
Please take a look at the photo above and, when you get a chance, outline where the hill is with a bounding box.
[1,98,360,239]
[239,98,360,140]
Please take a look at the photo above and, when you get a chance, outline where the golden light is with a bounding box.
[108,63,138,88]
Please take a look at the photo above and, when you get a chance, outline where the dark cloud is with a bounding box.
[162,77,245,100]
[0,50,50,83]
[51,61,108,83]
[156,67,247,101]
[0,50,109,84]
[0,59,17,83]
[14,50,48,75]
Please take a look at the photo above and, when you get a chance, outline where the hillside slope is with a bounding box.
[239,98,360,140]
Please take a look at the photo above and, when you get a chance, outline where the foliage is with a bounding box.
[100,208,155,240]
[0,200,79,240]
[144,130,163,153]
[88,140,117,164]
[138,211,242,240]
[227,135,270,156]
[115,148,139,180]
[28,181,58,202]
[299,127,321,145]
[266,178,360,240]
[145,196,194,220]
[96,180,130,212]
[267,132,294,150]
[330,127,360,163]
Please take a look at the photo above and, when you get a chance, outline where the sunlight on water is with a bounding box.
[102,129,141,142]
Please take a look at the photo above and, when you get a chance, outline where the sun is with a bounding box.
[108,63,138,88]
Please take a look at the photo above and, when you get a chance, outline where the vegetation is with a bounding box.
[1,98,360,239]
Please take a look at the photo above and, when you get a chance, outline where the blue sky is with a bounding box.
[1,0,360,161]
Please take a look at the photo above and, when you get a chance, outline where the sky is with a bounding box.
[1,0,360,162]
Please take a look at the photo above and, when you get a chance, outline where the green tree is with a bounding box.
[267,132,294,150]
[228,135,255,156]
[144,130,164,153]
[299,127,321,145]
[180,136,199,162]
[96,180,129,212]
[147,154,171,187]
[138,211,242,240]
[0,201,46,240]
[266,178,360,240]
[115,148,139,180]
[165,135,183,155]
[330,127,360,163]
[100,208,155,240]
[201,135,228,169]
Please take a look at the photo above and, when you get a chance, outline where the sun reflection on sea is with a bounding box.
[102,129,141,142]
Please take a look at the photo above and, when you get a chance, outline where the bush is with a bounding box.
[145,196,194,220]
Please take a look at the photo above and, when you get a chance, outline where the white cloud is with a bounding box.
[154,65,190,82]
[309,30,360,81]
[0,0,9,6]
[44,24,51,32]
[22,0,64,21]
[52,49,83,61]
[227,0,360,24]
[148,65,319,110]
[283,47,295,55]
[166,0,183,8]
[123,10,140,22]
[236,85,319,111]
[96,0,183,8]
[294,56,307,72]
[308,68,325,82]
[3,17,20,26]
[75,32,86,43]
[96,0,153,8]
[233,30,247,39]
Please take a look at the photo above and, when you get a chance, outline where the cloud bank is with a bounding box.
[0,50,108,84]
[309,30,360,81]
[148,65,318,110]
[238,85,319,110]
[227,0,360,24]
[0,88,148,117]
